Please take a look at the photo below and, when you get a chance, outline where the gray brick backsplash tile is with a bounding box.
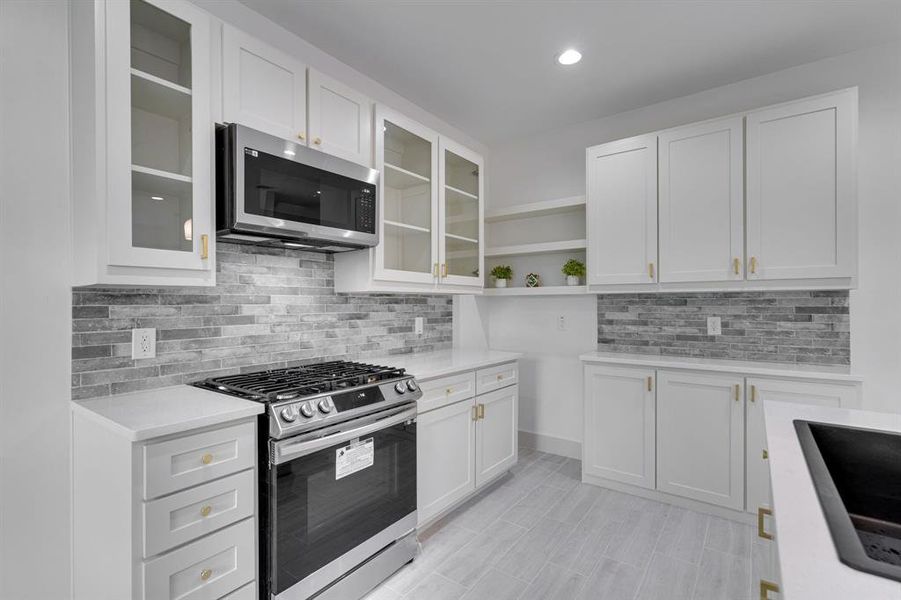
[72,242,453,399]
[597,291,849,366]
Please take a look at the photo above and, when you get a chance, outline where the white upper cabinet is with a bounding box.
[72,0,215,286]
[439,138,484,288]
[586,134,658,285]
[307,69,372,166]
[658,117,744,283]
[222,25,307,144]
[746,89,857,281]
[656,370,744,510]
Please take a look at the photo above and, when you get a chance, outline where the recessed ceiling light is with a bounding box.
[151,196,164,201]
[557,48,582,66]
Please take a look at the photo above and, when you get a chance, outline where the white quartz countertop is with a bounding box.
[579,350,862,382]
[366,349,522,381]
[764,401,901,600]
[71,385,264,442]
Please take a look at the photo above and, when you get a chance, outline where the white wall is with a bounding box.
[473,41,901,449]
[0,1,73,598]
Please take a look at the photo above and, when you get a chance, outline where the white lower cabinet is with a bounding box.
[417,398,477,524]
[745,377,861,513]
[583,364,655,489]
[416,361,518,526]
[656,370,745,510]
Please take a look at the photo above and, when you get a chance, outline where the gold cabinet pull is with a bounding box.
[200,234,209,260]
[733,257,741,275]
[496,374,503,381]
[314,137,322,145]
[750,385,757,402]
[757,506,774,540]
[648,262,655,280]
[200,568,213,581]
[762,449,769,460]
[200,505,212,517]
[734,384,741,402]
[472,405,479,421]
[759,580,780,600]
[749,256,758,274]
[433,263,439,277]
[297,132,306,141]
[201,453,213,465]
[647,376,653,392]
[441,263,448,278]
[445,387,453,395]
[477,403,485,419]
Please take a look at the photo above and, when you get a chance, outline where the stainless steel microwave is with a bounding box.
[215,123,379,251]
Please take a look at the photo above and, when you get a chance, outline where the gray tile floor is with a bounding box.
[365,448,766,600]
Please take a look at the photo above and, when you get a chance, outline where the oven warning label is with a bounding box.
[336,438,374,480]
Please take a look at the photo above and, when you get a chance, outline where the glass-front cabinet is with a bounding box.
[72,0,214,286]
[336,106,483,293]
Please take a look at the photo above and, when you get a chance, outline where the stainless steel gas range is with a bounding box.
[194,361,422,600]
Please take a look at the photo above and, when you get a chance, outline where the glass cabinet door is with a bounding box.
[106,0,212,271]
[439,139,483,287]
[374,108,439,284]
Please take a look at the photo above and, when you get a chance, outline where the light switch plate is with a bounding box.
[132,328,156,359]
[707,317,722,336]
[414,317,424,335]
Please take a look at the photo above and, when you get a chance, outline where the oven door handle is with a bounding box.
[270,405,417,465]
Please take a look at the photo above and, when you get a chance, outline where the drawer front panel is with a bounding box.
[418,372,476,413]
[221,582,256,600]
[143,518,254,600]
[144,422,255,499]
[476,362,518,395]
[143,469,255,558]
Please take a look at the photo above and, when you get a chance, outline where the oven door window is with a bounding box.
[267,421,416,596]
[243,148,376,233]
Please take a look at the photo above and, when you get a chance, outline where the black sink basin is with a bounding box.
[795,420,901,582]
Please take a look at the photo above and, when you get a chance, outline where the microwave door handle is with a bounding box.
[271,406,417,465]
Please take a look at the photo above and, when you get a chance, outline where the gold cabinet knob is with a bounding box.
[200,505,212,517]
[446,388,452,394]
[201,453,213,465]
[496,374,503,381]
[314,137,322,145]
[298,132,306,141]
[200,568,212,581]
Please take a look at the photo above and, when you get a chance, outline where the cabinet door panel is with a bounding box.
[222,25,306,142]
[438,137,484,289]
[475,385,518,487]
[659,117,744,282]
[417,399,476,525]
[746,377,860,514]
[657,370,744,509]
[746,90,857,280]
[586,134,658,285]
[307,69,372,166]
[583,365,655,489]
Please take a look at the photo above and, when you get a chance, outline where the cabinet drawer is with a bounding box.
[143,518,254,600]
[476,362,518,395]
[144,422,255,499]
[143,469,255,558]
[418,372,476,413]
[221,581,256,600]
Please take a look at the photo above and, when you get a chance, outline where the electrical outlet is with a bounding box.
[132,328,156,359]
[414,317,424,335]
[707,317,722,336]
[557,315,567,331]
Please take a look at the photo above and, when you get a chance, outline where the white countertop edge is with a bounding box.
[579,351,861,382]
[764,401,901,600]
[366,349,523,382]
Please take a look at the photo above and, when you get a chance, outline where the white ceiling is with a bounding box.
[239,0,901,144]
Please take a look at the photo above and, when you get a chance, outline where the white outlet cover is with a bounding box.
[132,328,157,359]
[414,317,424,335]
[707,317,722,336]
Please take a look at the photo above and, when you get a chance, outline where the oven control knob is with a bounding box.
[318,399,333,414]
[299,402,315,418]
[280,406,298,422]
[406,380,418,392]
[394,382,407,394]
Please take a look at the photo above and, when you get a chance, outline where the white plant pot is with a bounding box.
[495,279,508,288]
[566,275,580,286]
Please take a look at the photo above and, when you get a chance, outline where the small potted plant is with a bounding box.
[562,259,586,286]
[490,265,513,288]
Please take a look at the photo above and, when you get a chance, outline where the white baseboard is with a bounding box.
[518,430,581,459]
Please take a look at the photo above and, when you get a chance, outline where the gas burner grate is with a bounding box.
[193,360,406,402]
